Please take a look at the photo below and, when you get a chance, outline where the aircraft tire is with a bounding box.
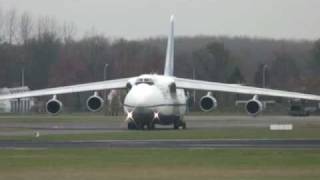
[181,121,187,129]
[128,122,137,130]
[147,122,155,130]
[174,118,186,130]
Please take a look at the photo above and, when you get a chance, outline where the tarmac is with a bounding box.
[0,139,320,149]
[0,115,319,135]
[0,115,319,149]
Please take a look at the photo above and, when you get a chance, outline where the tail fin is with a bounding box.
[164,15,175,76]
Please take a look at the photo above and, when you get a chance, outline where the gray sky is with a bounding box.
[1,0,320,40]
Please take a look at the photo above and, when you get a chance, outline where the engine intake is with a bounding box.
[46,96,63,115]
[246,99,263,116]
[86,93,104,112]
[200,93,218,112]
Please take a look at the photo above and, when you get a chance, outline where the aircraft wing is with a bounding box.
[0,78,131,100]
[175,78,320,101]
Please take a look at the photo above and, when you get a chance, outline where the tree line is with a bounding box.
[1,8,320,110]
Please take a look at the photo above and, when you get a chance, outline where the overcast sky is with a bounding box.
[0,0,320,40]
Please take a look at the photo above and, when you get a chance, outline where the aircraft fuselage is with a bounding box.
[123,74,187,129]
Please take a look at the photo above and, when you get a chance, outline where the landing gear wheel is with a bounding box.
[174,120,186,130]
[128,122,137,130]
[137,122,145,130]
[147,122,155,130]
[181,121,187,130]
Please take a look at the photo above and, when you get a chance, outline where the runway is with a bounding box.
[1,139,320,149]
[0,115,319,149]
[0,115,320,136]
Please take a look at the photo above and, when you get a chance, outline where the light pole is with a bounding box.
[19,67,25,113]
[104,64,109,81]
[21,67,25,87]
[262,64,268,88]
[104,64,109,115]
[192,66,196,107]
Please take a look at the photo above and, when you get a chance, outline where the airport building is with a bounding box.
[0,87,34,113]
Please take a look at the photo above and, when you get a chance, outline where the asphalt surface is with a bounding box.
[0,115,320,136]
[0,115,320,149]
[0,139,320,149]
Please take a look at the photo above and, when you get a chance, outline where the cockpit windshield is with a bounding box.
[135,78,154,85]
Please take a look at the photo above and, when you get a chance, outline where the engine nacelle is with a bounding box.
[86,93,104,112]
[200,94,218,112]
[46,96,63,115]
[245,99,264,116]
[126,82,132,92]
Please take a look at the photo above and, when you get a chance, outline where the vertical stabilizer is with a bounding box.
[164,15,175,76]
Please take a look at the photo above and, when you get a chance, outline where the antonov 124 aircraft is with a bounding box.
[1,15,320,130]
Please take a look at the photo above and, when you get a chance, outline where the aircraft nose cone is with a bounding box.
[125,84,161,108]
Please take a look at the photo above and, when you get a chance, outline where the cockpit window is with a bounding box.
[135,78,154,85]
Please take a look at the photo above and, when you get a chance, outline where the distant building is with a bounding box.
[0,88,11,113]
[108,90,122,116]
[0,87,35,113]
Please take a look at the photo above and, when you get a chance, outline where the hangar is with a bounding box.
[0,87,34,113]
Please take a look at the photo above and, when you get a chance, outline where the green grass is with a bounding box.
[0,115,319,179]
[0,149,319,180]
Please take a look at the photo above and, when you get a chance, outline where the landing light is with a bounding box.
[126,111,134,121]
[153,112,160,120]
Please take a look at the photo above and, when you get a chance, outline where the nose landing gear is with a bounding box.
[128,121,137,130]
[127,111,159,130]
[126,111,186,130]
[127,121,155,130]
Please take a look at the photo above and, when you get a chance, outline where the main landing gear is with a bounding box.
[174,119,187,130]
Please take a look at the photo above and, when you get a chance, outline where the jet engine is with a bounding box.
[46,95,63,115]
[245,96,264,116]
[86,92,104,112]
[126,82,132,92]
[199,93,218,112]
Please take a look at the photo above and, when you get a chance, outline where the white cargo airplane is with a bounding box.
[1,15,320,130]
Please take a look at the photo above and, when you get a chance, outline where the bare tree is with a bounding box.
[62,21,77,43]
[0,7,4,42]
[19,12,33,44]
[37,16,60,40]
[5,9,18,44]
